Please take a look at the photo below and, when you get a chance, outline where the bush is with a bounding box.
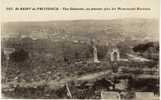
[10,48,29,62]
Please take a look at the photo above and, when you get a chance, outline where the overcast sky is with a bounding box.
[1,0,160,22]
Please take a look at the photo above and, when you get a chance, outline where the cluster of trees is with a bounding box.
[2,37,111,64]
[3,37,159,64]
[133,42,159,60]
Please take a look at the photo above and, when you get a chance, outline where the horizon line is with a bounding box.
[2,17,159,23]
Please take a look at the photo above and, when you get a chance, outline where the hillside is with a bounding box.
[2,18,159,46]
[1,18,159,99]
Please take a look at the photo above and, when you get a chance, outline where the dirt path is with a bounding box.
[77,70,111,81]
[3,70,112,90]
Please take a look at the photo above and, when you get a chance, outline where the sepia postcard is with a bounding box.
[1,0,160,99]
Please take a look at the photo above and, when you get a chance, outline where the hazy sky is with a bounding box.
[1,0,160,22]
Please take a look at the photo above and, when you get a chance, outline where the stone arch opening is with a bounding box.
[110,49,120,62]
